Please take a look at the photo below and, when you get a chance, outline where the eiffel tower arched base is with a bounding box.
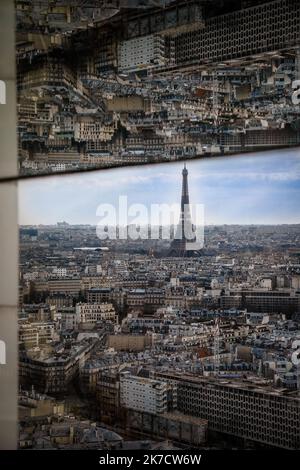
[168,243,201,258]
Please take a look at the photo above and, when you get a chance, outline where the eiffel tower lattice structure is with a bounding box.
[168,164,201,258]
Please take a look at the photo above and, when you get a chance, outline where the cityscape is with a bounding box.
[3,0,300,459]
[18,154,300,450]
[16,0,300,175]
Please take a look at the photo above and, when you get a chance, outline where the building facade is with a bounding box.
[120,373,170,415]
[156,371,300,449]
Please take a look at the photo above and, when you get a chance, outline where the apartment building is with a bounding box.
[47,293,73,308]
[75,302,117,325]
[48,277,81,296]
[145,288,166,308]
[96,370,121,423]
[155,371,300,449]
[19,321,56,348]
[118,34,166,73]
[126,288,146,308]
[219,128,300,151]
[173,0,300,69]
[87,287,112,304]
[79,362,102,396]
[221,288,300,314]
[19,340,97,394]
[126,288,166,310]
[18,57,78,93]
[120,373,170,415]
[52,267,67,277]
[74,117,116,143]
[128,316,171,333]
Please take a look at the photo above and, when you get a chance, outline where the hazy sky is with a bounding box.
[19,147,300,226]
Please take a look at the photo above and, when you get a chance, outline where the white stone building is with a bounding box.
[118,34,165,73]
[120,373,169,414]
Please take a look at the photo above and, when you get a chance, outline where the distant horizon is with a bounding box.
[19,222,300,227]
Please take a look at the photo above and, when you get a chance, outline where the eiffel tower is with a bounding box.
[168,164,200,257]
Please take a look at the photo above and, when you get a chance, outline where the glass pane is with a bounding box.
[18,149,300,449]
[15,0,300,178]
